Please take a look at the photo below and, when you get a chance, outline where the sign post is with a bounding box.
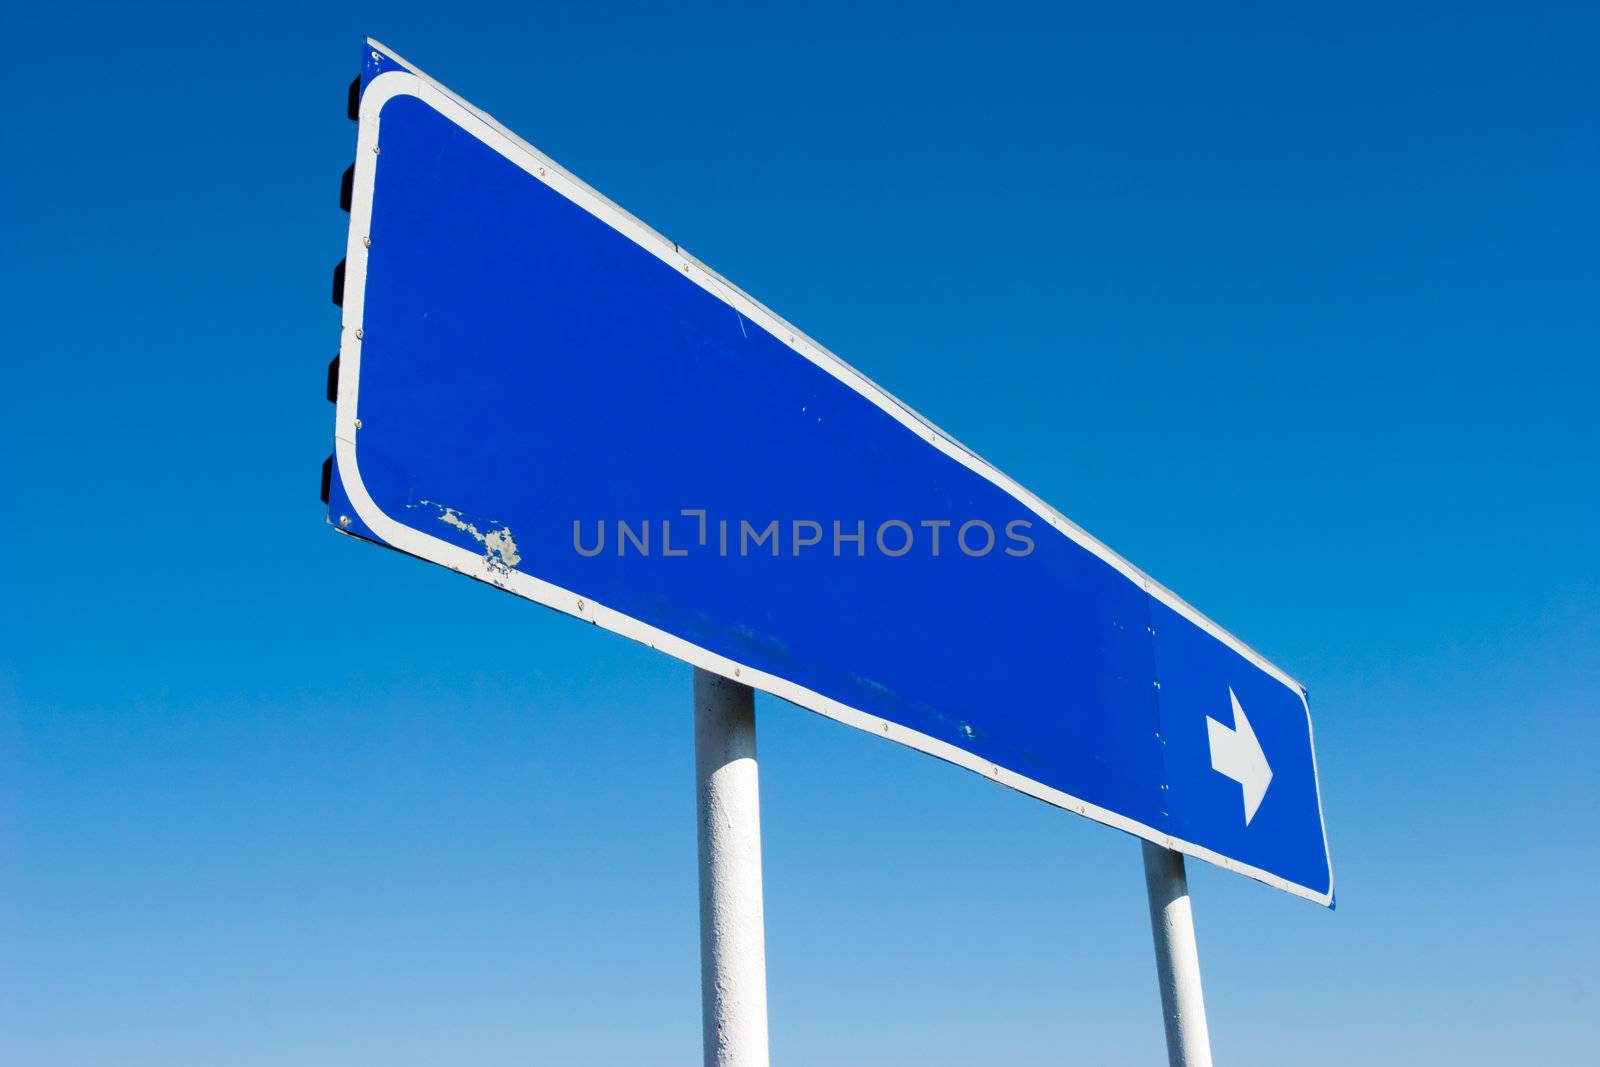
[325,39,1335,1060]
[694,669,770,1067]
[1142,841,1213,1067]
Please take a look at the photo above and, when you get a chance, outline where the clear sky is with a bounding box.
[3,2,1596,1064]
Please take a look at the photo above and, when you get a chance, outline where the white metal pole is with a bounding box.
[694,667,771,1067]
[1142,840,1214,1067]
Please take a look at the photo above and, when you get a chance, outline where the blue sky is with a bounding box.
[2,2,1596,1064]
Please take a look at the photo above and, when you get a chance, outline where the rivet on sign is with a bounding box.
[339,515,351,527]
[363,236,371,248]
[371,50,380,61]
[734,667,741,677]
[373,145,380,155]
[354,328,363,340]
[538,166,546,176]
[577,598,585,611]
[353,418,362,429]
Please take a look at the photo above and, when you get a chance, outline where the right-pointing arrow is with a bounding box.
[1207,687,1273,824]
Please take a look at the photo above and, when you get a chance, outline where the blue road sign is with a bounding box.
[328,41,1333,905]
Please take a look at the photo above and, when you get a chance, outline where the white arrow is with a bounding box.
[1207,688,1273,824]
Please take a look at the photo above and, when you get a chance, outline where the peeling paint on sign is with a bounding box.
[413,499,521,576]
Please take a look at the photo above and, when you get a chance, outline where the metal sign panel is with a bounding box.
[328,41,1333,905]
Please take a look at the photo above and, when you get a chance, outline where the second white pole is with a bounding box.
[1141,840,1214,1067]
[694,667,771,1067]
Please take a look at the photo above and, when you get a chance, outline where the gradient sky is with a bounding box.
[3,3,1596,1064]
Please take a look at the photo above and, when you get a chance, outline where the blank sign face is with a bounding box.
[329,44,1332,905]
